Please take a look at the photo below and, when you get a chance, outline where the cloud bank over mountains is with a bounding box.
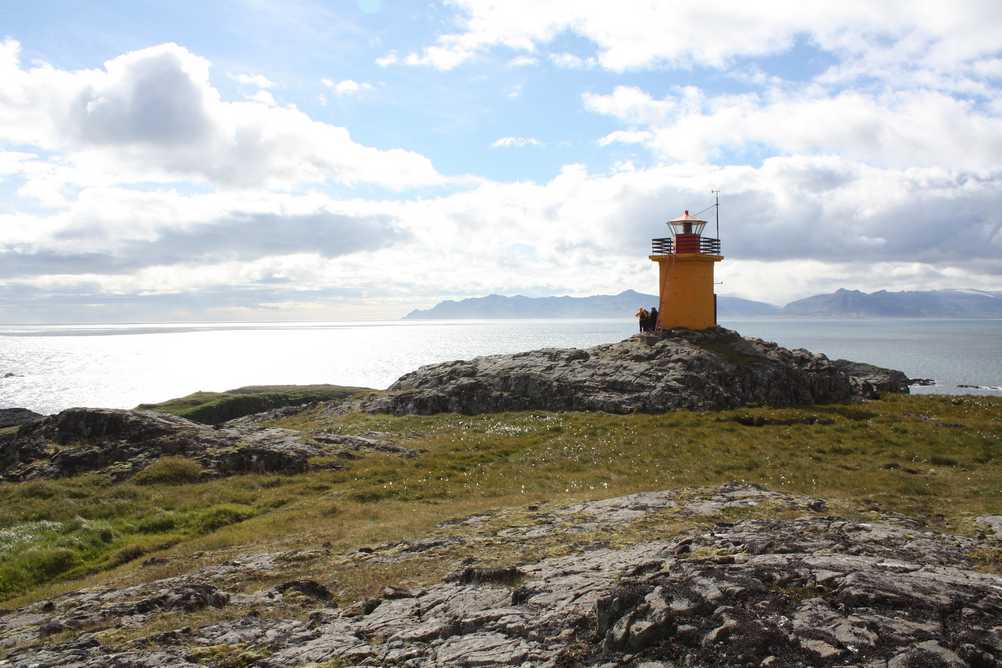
[1,1,1000,322]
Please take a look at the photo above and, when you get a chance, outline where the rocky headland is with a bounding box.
[361,327,909,416]
[1,329,998,667]
[1,328,908,485]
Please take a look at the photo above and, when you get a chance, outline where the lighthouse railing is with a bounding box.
[651,237,721,256]
[651,237,673,255]
[699,237,721,254]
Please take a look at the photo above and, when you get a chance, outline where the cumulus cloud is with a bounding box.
[323,78,374,95]
[8,155,998,318]
[392,1,1002,77]
[0,40,443,191]
[491,136,541,148]
[549,53,596,70]
[507,55,537,67]
[586,85,1002,171]
[229,72,274,88]
[2,11,1001,322]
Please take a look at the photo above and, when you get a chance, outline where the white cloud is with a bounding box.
[5,154,1000,317]
[323,78,374,95]
[507,55,537,67]
[598,130,653,147]
[549,52,596,70]
[229,72,274,88]
[491,136,541,148]
[0,40,443,191]
[375,50,398,67]
[585,85,1002,171]
[395,0,1002,80]
[3,13,1001,321]
[973,58,1002,78]
[248,89,277,105]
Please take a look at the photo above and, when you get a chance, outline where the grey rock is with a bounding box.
[977,515,1002,539]
[0,408,43,429]
[831,359,912,397]
[359,328,907,416]
[888,640,966,667]
[3,484,1001,667]
[0,407,411,482]
[273,579,333,602]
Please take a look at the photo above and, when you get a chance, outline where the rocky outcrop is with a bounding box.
[0,407,413,482]
[0,408,43,429]
[361,328,908,416]
[2,484,999,667]
[831,359,911,396]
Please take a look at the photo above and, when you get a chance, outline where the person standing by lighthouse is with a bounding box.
[648,207,723,331]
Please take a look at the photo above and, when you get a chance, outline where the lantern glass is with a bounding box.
[670,220,706,236]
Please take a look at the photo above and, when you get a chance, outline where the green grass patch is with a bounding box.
[137,384,371,424]
[0,394,1000,606]
[194,504,256,534]
[133,456,205,485]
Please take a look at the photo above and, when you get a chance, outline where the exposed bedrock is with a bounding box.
[362,327,909,416]
[2,484,999,667]
[0,407,413,482]
[0,408,43,429]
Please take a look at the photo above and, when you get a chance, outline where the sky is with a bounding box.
[1,0,1001,323]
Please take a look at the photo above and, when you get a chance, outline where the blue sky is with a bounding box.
[1,1,1001,322]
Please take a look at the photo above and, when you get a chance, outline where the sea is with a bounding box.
[1,319,1000,415]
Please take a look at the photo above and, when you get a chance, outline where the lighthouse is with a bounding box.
[648,209,723,331]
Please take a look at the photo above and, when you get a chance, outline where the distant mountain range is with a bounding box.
[783,288,1002,317]
[403,288,1002,319]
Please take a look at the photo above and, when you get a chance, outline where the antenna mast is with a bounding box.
[711,190,720,239]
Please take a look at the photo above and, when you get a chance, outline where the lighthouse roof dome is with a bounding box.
[669,210,706,225]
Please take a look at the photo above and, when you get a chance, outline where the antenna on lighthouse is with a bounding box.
[711,189,720,239]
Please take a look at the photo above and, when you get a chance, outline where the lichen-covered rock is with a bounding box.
[831,359,911,397]
[361,327,908,416]
[0,408,409,482]
[3,484,1000,667]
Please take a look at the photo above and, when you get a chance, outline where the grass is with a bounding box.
[0,394,1000,610]
[133,456,205,485]
[136,384,370,424]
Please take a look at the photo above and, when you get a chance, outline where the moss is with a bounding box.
[137,384,370,425]
[187,643,270,668]
[970,546,1002,574]
[133,457,205,485]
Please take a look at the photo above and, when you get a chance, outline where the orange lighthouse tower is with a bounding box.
[648,209,723,330]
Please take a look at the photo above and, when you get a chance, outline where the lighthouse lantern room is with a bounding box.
[649,208,723,331]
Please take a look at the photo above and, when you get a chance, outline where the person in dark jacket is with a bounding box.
[635,307,649,332]
[649,307,659,331]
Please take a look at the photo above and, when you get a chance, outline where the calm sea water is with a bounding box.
[1,319,1000,415]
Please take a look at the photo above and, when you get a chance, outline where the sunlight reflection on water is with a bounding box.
[1,318,999,414]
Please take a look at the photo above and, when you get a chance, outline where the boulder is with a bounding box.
[0,408,44,429]
[0,407,408,482]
